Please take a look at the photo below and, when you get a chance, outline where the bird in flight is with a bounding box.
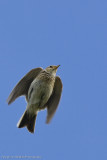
[7,65,63,133]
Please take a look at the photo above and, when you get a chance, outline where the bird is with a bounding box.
[7,65,63,133]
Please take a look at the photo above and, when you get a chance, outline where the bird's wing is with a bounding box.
[46,76,63,123]
[7,68,43,105]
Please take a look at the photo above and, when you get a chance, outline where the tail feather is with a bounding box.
[27,115,36,133]
[17,110,37,133]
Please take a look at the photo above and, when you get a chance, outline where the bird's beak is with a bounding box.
[54,65,60,69]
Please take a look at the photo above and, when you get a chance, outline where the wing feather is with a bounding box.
[46,76,63,123]
[7,68,43,105]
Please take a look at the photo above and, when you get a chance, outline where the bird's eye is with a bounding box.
[50,66,52,68]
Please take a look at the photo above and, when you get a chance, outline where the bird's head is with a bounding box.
[45,65,60,76]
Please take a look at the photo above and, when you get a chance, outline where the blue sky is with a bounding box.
[0,0,107,160]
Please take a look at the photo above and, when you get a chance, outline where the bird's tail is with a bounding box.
[17,110,37,133]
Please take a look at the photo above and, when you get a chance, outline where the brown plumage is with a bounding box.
[7,65,63,133]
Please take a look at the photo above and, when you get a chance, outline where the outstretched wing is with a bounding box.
[7,68,43,105]
[46,76,63,123]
